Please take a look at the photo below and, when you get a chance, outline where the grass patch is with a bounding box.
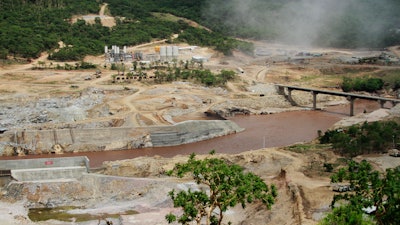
[374,69,400,89]
[233,94,248,99]
[285,143,331,153]
[28,206,138,222]
[2,73,34,81]
[152,12,181,23]
[320,66,378,75]
[299,74,319,82]
[152,12,209,31]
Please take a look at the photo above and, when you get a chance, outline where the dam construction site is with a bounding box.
[2,0,400,224]
[1,16,400,224]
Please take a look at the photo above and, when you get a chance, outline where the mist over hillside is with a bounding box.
[202,0,400,48]
[1,0,399,60]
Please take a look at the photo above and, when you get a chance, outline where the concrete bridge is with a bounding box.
[276,84,400,116]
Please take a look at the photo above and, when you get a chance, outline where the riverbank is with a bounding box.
[1,38,400,224]
[0,147,333,225]
[0,120,243,156]
[3,133,400,225]
[1,100,397,168]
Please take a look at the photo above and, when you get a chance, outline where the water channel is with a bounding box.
[1,100,381,168]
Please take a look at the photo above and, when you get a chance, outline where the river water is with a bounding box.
[1,100,381,168]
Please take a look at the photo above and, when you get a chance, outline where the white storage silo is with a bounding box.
[160,46,167,59]
[166,46,173,57]
[172,46,179,57]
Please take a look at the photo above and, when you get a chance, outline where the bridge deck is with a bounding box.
[275,84,399,116]
[276,84,400,103]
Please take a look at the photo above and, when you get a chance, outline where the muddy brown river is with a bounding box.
[1,100,381,168]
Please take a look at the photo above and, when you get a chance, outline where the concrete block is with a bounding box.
[11,166,87,181]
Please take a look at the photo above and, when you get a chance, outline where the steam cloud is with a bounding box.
[203,0,400,47]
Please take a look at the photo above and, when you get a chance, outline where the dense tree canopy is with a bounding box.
[0,0,99,59]
[0,0,252,60]
[1,0,399,60]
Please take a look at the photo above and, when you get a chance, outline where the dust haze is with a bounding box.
[203,0,400,47]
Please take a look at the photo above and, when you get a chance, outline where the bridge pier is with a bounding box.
[312,91,317,110]
[349,97,355,116]
[277,86,285,95]
[379,100,386,108]
[275,84,400,116]
[286,88,297,106]
[378,100,400,109]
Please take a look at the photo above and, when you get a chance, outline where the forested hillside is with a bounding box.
[143,0,400,48]
[1,0,400,60]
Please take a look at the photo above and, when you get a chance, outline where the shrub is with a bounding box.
[341,76,384,93]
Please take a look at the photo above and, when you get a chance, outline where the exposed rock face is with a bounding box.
[205,107,251,118]
[0,87,107,130]
[4,174,177,209]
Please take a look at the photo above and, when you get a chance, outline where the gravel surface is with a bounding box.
[0,87,105,129]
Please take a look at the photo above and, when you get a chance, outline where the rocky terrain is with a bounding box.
[1,39,400,224]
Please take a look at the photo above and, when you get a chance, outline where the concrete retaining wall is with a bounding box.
[11,166,87,181]
[149,120,243,147]
[0,120,244,155]
[0,156,89,181]
[0,156,89,170]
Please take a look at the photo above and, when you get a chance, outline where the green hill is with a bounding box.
[1,0,399,60]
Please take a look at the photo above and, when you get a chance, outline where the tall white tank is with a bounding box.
[172,46,179,57]
[104,46,108,54]
[166,46,173,57]
[160,46,167,58]
[123,46,127,54]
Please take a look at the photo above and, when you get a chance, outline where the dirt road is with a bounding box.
[1,29,400,224]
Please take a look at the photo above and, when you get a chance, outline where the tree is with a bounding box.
[319,121,400,157]
[319,204,375,225]
[324,160,400,225]
[166,152,277,225]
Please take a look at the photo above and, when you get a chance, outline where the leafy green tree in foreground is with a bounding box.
[321,160,400,225]
[166,152,277,225]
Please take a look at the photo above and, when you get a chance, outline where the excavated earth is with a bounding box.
[1,40,400,225]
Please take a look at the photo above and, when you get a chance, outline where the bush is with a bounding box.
[394,79,400,90]
[341,76,384,93]
[79,61,97,69]
[319,121,400,157]
[48,47,84,61]
[323,163,334,172]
